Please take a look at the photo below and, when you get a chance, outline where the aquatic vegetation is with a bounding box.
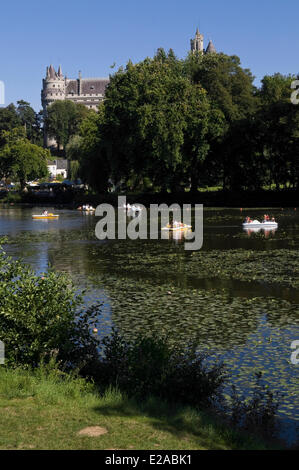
[89,240,299,289]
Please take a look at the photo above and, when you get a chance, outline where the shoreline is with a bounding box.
[0,189,298,208]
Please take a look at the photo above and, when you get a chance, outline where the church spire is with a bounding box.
[191,28,204,53]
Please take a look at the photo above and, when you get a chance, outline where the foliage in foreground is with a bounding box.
[0,241,99,367]
[226,372,282,439]
[83,330,225,409]
[0,243,283,442]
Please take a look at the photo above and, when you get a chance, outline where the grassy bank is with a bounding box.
[0,367,273,450]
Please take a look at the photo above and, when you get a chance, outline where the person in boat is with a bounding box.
[271,217,276,222]
[42,210,48,216]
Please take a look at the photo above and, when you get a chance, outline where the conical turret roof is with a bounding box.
[49,64,56,79]
[206,40,216,53]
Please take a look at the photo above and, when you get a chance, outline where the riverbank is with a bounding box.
[1,188,298,208]
[0,367,275,450]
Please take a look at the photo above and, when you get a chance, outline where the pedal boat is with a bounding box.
[162,224,192,232]
[242,220,278,229]
[77,207,95,212]
[32,213,59,220]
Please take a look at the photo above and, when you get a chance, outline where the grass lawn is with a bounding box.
[0,367,275,450]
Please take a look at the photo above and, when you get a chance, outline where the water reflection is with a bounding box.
[244,227,278,237]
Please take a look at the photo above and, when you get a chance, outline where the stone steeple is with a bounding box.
[58,65,63,77]
[190,28,204,53]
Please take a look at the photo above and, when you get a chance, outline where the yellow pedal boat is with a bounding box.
[32,213,59,220]
[162,224,192,232]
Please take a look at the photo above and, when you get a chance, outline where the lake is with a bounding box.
[0,205,298,443]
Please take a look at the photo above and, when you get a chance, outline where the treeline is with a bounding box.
[1,50,299,193]
[0,101,50,188]
[61,49,299,193]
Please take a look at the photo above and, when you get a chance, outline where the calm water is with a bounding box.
[1,205,298,443]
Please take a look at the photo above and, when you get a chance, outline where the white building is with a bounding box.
[47,159,68,179]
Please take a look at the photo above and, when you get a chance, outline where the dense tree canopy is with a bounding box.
[0,102,43,146]
[0,128,49,189]
[45,100,92,152]
[2,50,297,193]
[67,54,299,193]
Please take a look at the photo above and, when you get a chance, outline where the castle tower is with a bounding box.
[41,65,109,149]
[41,65,66,147]
[190,28,204,53]
[206,40,217,54]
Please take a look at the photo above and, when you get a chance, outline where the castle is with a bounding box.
[41,29,215,148]
[190,28,216,54]
[41,65,109,147]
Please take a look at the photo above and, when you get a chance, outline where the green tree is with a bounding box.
[0,130,49,189]
[16,100,43,145]
[77,107,110,192]
[0,128,26,180]
[0,104,21,137]
[45,100,91,152]
[101,51,218,192]
[184,52,258,190]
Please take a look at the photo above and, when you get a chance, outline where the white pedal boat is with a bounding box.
[242,220,278,229]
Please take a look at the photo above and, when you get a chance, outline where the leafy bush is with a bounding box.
[227,372,282,439]
[2,191,22,203]
[0,241,99,367]
[83,329,226,409]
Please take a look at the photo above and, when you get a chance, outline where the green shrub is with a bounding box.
[0,241,99,368]
[227,372,282,439]
[83,329,226,409]
[2,191,22,203]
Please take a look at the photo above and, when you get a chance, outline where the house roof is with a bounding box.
[81,78,109,95]
[66,78,109,95]
[66,80,78,94]
[56,159,68,170]
[47,159,68,170]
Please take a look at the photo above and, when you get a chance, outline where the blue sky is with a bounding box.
[1,0,299,111]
